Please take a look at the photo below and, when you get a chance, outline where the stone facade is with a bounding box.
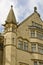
[0,6,43,65]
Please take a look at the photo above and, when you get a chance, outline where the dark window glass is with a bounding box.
[24,42,28,51]
[18,41,23,50]
[31,30,35,37]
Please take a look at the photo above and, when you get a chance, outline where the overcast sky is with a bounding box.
[0,0,43,32]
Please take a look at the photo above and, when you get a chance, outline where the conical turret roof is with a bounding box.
[6,5,17,24]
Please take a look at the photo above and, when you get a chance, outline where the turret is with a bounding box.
[3,5,17,65]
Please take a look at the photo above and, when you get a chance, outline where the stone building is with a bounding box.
[0,6,43,65]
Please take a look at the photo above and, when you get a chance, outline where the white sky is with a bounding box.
[0,0,43,32]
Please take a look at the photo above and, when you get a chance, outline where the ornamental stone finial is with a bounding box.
[11,5,13,8]
[34,7,37,12]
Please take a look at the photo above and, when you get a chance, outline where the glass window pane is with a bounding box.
[37,32,43,40]
[31,30,35,37]
[38,44,43,54]
[34,61,37,65]
[24,42,28,51]
[18,41,23,50]
[31,44,36,52]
